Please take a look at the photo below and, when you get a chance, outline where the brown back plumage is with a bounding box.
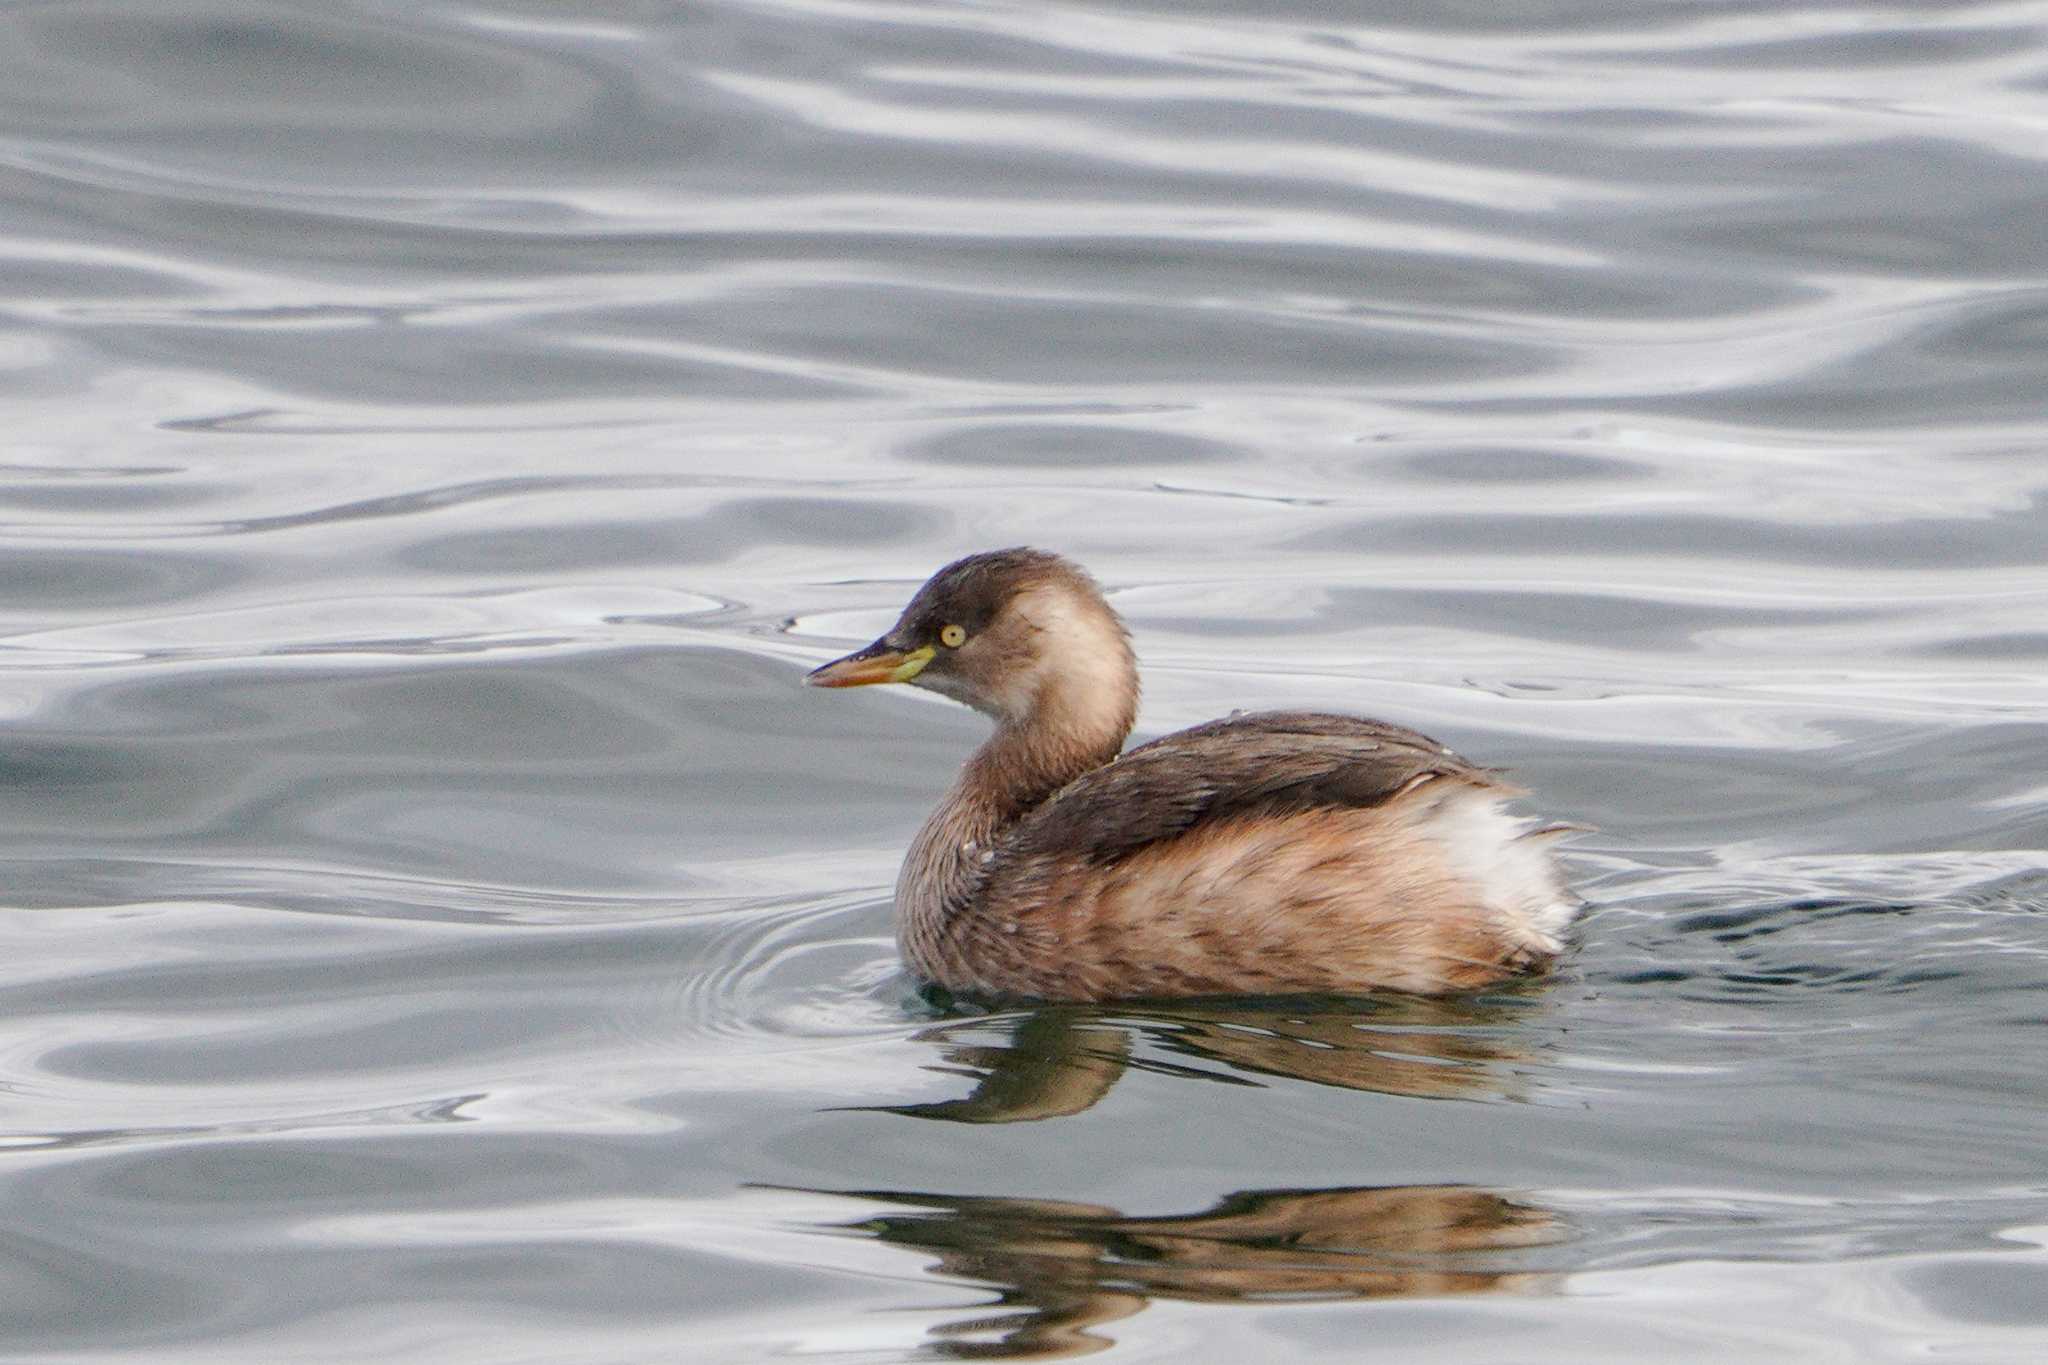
[1001,710,1503,868]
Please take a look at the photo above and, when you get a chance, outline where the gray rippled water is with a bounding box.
[3,0,2047,1359]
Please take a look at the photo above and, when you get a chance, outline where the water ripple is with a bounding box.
[4,0,2048,1359]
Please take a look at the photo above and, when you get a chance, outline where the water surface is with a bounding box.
[2,0,2047,1359]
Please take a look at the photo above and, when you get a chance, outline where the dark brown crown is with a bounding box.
[890,547,1102,642]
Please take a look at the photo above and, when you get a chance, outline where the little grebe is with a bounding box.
[808,549,1580,1000]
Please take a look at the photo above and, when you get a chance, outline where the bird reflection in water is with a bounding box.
[877,992,1545,1123]
[791,999,1564,1356]
[797,1182,1563,1360]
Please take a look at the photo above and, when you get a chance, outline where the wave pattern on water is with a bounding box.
[1,0,2046,1360]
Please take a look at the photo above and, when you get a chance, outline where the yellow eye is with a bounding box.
[939,623,967,648]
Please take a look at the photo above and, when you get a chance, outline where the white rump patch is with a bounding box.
[1412,783,1581,948]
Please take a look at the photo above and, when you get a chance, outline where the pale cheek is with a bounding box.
[915,669,986,709]
[984,665,1045,722]
[1008,590,1130,698]
[1058,639,1130,707]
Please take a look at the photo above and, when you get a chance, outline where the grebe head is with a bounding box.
[807,548,1135,731]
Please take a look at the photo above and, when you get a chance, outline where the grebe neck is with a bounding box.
[896,655,1137,972]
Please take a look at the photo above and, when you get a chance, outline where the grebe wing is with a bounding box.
[1004,710,1511,865]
